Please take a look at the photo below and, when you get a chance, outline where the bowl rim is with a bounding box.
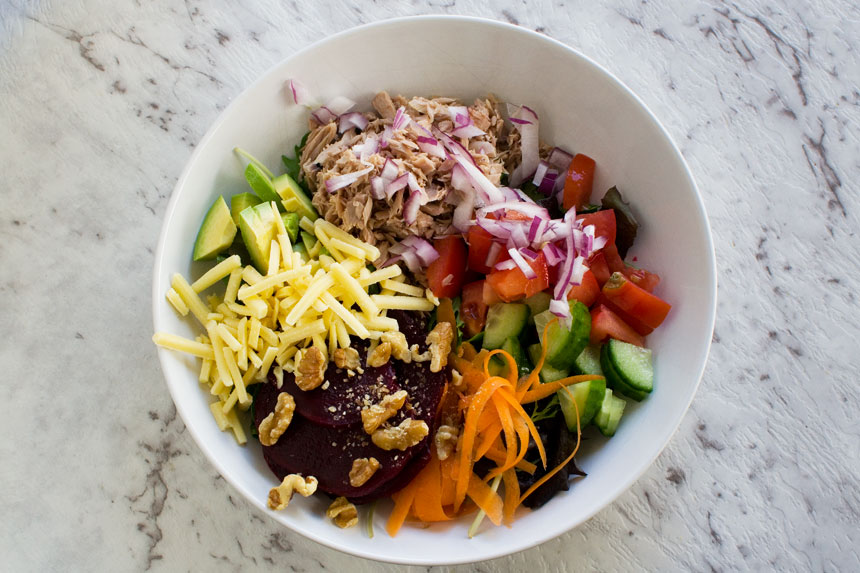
[152,14,717,565]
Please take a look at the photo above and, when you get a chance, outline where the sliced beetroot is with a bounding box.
[348,441,432,505]
[275,357,398,427]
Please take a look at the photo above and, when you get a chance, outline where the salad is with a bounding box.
[153,82,672,537]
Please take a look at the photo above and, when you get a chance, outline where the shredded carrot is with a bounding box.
[519,374,604,404]
[411,457,453,522]
[485,446,536,474]
[519,385,583,506]
[387,482,417,537]
[466,472,503,526]
[501,468,520,526]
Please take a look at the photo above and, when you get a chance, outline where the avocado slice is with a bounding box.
[273,173,317,221]
[193,196,237,261]
[281,212,300,243]
[237,203,278,272]
[244,163,282,207]
[230,192,263,225]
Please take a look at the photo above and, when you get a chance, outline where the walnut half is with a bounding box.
[326,497,358,528]
[371,418,429,451]
[349,457,381,487]
[434,424,459,461]
[258,392,296,446]
[426,322,453,373]
[267,474,318,510]
[333,347,361,371]
[366,341,391,368]
[361,390,408,434]
[295,346,326,391]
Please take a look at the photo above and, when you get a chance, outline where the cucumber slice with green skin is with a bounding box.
[501,337,531,378]
[523,291,552,324]
[244,163,282,206]
[527,343,569,384]
[594,389,626,436]
[230,192,262,225]
[574,344,604,376]
[273,173,318,221]
[533,300,591,371]
[600,341,652,401]
[482,303,529,350]
[281,212,300,243]
[193,196,237,261]
[558,377,606,430]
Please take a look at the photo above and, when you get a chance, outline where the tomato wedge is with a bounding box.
[587,251,611,286]
[576,210,616,247]
[621,265,661,293]
[562,153,596,211]
[486,252,550,302]
[601,243,626,273]
[595,293,653,336]
[565,269,600,307]
[590,304,645,347]
[426,236,467,298]
[466,226,510,274]
[602,272,671,330]
[461,280,488,337]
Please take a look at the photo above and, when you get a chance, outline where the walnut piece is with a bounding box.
[426,322,454,372]
[258,392,296,446]
[333,347,361,371]
[267,474,318,510]
[326,497,358,528]
[366,341,391,367]
[434,424,459,461]
[295,346,326,391]
[381,331,410,362]
[450,368,464,389]
[349,457,381,487]
[410,344,430,362]
[361,390,408,434]
[371,418,429,451]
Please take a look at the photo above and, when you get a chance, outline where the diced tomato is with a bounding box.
[595,293,653,335]
[576,210,616,247]
[602,243,626,273]
[461,280,488,337]
[590,304,646,347]
[482,280,503,305]
[587,252,611,286]
[426,236,467,298]
[622,265,661,293]
[486,252,550,302]
[465,226,510,275]
[566,269,600,307]
[602,272,671,330]
[562,153,596,211]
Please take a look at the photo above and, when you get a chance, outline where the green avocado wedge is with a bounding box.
[244,163,282,206]
[230,192,263,225]
[237,202,278,272]
[192,196,237,261]
[273,173,317,222]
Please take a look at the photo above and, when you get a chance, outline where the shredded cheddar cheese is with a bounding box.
[153,219,437,444]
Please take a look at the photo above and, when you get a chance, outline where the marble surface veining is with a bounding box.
[2,0,859,571]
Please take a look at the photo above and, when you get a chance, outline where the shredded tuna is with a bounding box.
[303,92,514,268]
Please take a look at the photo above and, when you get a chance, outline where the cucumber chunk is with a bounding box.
[533,300,591,370]
[574,344,604,376]
[600,340,653,401]
[483,303,529,350]
[526,343,569,384]
[558,377,606,429]
[594,389,626,436]
[523,291,552,324]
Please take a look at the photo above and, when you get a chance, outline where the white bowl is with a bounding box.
[152,15,716,566]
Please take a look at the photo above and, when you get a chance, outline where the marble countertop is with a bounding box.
[2,0,858,570]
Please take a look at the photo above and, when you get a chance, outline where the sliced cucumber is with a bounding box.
[533,300,591,370]
[501,337,531,378]
[558,377,606,430]
[600,339,653,401]
[523,291,551,324]
[594,389,626,436]
[574,344,604,376]
[483,303,529,350]
[527,343,569,384]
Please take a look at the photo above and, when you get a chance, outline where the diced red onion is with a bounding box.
[485,241,502,267]
[538,169,558,195]
[470,140,495,155]
[287,79,309,106]
[547,147,574,171]
[404,187,429,225]
[507,224,529,249]
[593,236,608,252]
[533,162,550,187]
[352,133,379,161]
[325,165,373,193]
[380,158,398,181]
[326,96,355,116]
[452,186,475,232]
[380,125,393,148]
[370,176,385,200]
[416,136,446,159]
[541,242,564,266]
[495,259,516,271]
[338,112,368,133]
[435,128,504,205]
[385,174,409,198]
[508,247,536,279]
[509,105,540,187]
[527,217,548,243]
[549,298,571,320]
[401,235,439,266]
[477,201,549,220]
[311,106,337,125]
[451,123,486,138]
[392,106,411,131]
[406,172,421,192]
[520,247,539,261]
[509,117,532,125]
[476,217,513,240]
[450,107,486,139]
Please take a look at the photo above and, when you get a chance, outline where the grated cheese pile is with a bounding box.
[153,202,438,443]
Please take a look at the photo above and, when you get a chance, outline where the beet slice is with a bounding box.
[275,357,398,427]
[348,441,432,505]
